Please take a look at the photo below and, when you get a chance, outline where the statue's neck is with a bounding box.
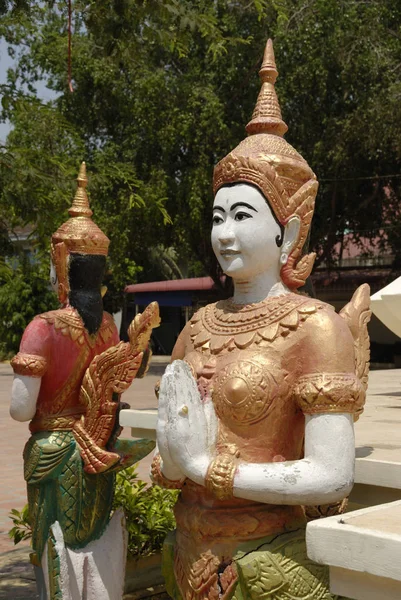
[232,271,289,304]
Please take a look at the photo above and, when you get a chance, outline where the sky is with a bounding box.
[0,38,14,142]
[0,37,58,143]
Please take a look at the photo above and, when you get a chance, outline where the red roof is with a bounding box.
[125,277,215,294]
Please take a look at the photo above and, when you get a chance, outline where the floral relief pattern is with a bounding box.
[213,360,284,426]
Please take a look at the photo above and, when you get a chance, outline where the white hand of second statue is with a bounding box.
[163,360,218,486]
[156,363,186,482]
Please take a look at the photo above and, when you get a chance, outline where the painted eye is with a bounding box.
[212,214,223,225]
[235,212,251,221]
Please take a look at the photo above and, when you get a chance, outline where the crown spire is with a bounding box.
[68,161,93,218]
[246,39,288,137]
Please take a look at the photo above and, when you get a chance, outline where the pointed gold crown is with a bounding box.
[245,38,288,137]
[51,162,110,256]
[213,39,319,290]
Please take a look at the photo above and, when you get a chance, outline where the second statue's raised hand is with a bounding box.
[163,360,218,485]
[156,361,186,482]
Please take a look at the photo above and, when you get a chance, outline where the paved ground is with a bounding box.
[0,362,30,555]
[0,359,400,598]
[0,546,36,599]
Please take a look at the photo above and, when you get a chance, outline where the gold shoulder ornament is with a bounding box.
[11,353,48,377]
[339,283,371,419]
[295,285,371,417]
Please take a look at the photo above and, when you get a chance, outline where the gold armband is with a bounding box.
[294,372,365,415]
[205,444,239,501]
[11,353,47,377]
[150,454,184,489]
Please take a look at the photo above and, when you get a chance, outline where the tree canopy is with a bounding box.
[1,0,401,325]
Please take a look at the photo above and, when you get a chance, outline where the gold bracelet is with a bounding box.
[205,454,237,500]
[150,454,184,489]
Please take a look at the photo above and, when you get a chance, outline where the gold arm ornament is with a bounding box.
[11,353,47,377]
[294,372,365,415]
[73,302,160,474]
[205,444,240,501]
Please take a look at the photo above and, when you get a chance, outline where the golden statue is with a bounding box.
[152,40,371,600]
[10,163,160,599]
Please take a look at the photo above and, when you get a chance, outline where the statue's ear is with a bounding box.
[282,216,300,255]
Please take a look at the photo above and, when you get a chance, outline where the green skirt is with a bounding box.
[163,527,349,600]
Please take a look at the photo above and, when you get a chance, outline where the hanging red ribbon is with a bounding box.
[68,0,73,92]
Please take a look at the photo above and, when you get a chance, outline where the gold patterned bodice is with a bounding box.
[183,294,325,464]
[172,292,366,539]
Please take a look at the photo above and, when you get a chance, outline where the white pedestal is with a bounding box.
[307,501,401,600]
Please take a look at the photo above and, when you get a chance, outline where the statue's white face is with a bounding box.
[211,184,282,280]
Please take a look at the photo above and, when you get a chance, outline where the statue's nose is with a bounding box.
[218,227,235,245]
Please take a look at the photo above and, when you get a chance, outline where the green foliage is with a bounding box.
[112,465,179,558]
[0,0,275,295]
[271,0,401,268]
[0,257,58,357]
[8,505,32,545]
[1,0,401,303]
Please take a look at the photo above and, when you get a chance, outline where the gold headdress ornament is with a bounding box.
[51,162,110,304]
[213,39,319,290]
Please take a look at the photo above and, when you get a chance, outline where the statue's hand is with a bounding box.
[156,363,186,481]
[164,360,218,485]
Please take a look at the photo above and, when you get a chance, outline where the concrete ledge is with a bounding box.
[355,455,401,490]
[307,500,401,599]
[120,409,158,440]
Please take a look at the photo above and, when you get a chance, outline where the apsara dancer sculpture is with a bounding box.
[10,164,160,600]
[152,40,371,600]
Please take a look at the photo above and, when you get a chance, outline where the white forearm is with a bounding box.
[233,413,355,505]
[10,375,41,422]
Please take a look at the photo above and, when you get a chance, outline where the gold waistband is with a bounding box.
[29,413,83,434]
[174,496,305,543]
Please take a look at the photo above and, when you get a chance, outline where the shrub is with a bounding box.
[8,505,32,545]
[112,465,179,558]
